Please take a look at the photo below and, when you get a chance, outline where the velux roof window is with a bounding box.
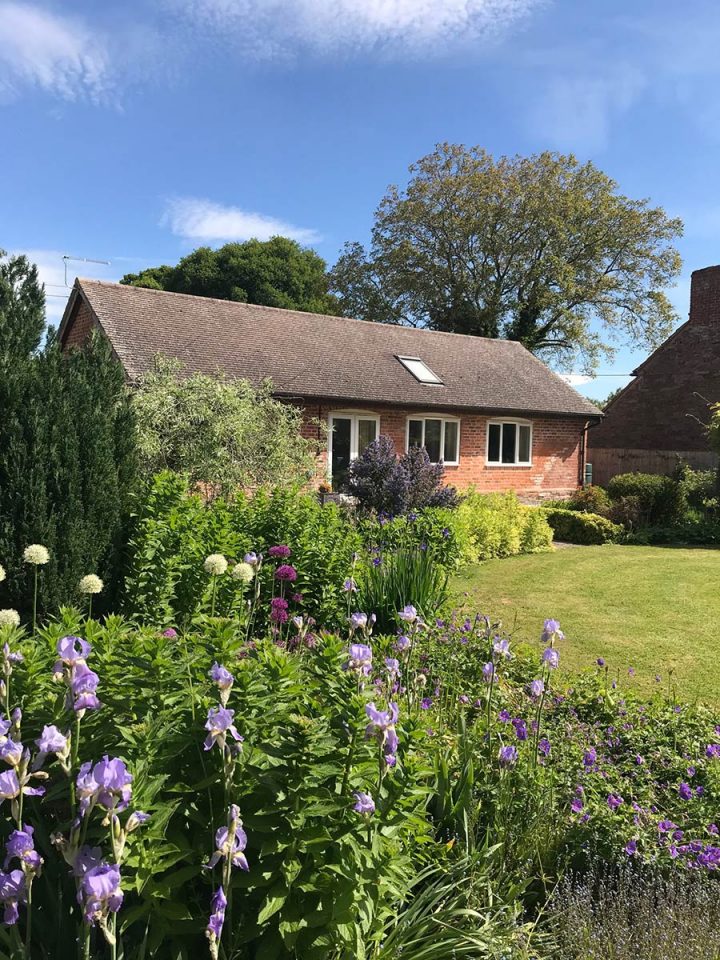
[396,356,443,385]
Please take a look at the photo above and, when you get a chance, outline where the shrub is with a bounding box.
[608,494,643,530]
[347,436,458,515]
[542,508,623,544]
[358,547,450,633]
[455,492,553,563]
[359,508,465,570]
[133,356,323,495]
[675,463,719,517]
[607,472,684,525]
[566,485,611,516]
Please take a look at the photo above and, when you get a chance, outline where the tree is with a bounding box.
[132,357,324,495]
[330,144,683,372]
[121,237,340,315]
[0,249,45,360]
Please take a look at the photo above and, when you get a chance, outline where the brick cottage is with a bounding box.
[59,279,601,498]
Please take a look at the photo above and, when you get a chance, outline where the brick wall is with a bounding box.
[589,265,720,458]
[60,299,96,348]
[301,401,585,497]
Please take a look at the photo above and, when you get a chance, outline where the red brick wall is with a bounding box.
[589,265,720,455]
[61,299,96,348]
[300,401,585,497]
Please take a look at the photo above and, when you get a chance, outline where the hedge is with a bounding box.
[542,508,623,545]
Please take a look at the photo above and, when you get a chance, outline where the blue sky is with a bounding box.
[2,0,720,399]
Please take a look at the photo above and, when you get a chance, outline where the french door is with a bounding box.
[328,414,379,490]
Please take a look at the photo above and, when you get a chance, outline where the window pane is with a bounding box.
[518,425,531,463]
[358,419,377,452]
[443,421,459,462]
[424,419,442,462]
[501,423,517,463]
[488,423,501,462]
[331,418,352,488]
[408,419,423,448]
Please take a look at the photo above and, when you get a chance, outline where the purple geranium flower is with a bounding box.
[161,628,178,638]
[512,718,528,741]
[583,747,597,767]
[571,795,584,814]
[498,709,511,723]
[596,657,605,667]
[204,707,244,753]
[607,793,623,811]
[353,792,375,816]
[538,738,551,757]
[678,782,693,800]
[625,839,638,856]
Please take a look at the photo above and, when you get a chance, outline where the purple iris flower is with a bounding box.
[72,846,103,879]
[482,662,494,683]
[56,636,91,667]
[678,782,693,800]
[207,806,249,871]
[394,635,410,652]
[385,657,400,676]
[349,612,368,632]
[353,792,375,816]
[398,605,417,623]
[244,552,259,566]
[268,545,291,559]
[347,643,372,676]
[343,578,358,593]
[542,647,559,670]
[70,663,101,712]
[76,757,133,815]
[0,870,25,925]
[0,740,23,767]
[4,827,42,873]
[207,886,227,942]
[274,565,297,582]
[0,770,20,802]
[204,706,244,753]
[79,864,123,926]
[209,663,234,704]
[541,619,564,642]
[498,745,518,766]
[528,679,544,699]
[493,637,510,659]
[35,725,68,759]
[607,794,623,811]
[365,702,399,766]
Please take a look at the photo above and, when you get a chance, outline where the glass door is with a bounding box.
[330,417,352,490]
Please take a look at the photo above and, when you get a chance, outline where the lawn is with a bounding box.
[453,544,720,703]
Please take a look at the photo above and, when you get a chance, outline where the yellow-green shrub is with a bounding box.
[456,491,553,563]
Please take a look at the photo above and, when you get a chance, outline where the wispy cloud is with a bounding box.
[559,373,593,387]
[173,0,542,58]
[162,197,321,244]
[0,2,109,102]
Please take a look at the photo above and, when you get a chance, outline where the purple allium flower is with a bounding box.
[161,628,178,638]
[56,636,91,667]
[498,709,511,723]
[4,827,42,873]
[0,870,25,925]
[207,886,227,943]
[268,545,291,559]
[528,679,544,699]
[542,647,559,670]
[79,864,123,926]
[493,637,510,659]
[398,605,417,623]
[343,578,358,593]
[625,839,638,856]
[571,796,584,814]
[346,643,372,676]
[204,707,244,753]
[596,658,605,667]
[482,661,494,683]
[274,564,297,582]
[498,745,518,766]
[512,718,528,741]
[270,597,289,623]
[349,612,368,632]
[678,782,693,801]
[583,747,597,767]
[607,793,623,811]
[353,792,375,816]
[538,738,551,757]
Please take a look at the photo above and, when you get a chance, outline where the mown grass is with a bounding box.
[453,544,720,703]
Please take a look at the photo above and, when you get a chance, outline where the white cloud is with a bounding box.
[0,3,109,102]
[162,197,321,244]
[173,0,541,58]
[559,373,593,386]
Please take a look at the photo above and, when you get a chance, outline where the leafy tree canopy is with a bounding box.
[121,236,340,315]
[330,144,683,372]
[0,248,45,361]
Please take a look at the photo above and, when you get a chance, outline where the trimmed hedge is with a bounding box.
[455,492,553,563]
[542,507,623,545]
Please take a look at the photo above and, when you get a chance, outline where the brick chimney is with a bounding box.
[689,265,720,325]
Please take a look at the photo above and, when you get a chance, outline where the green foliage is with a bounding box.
[455,492,553,563]
[542,508,622,544]
[0,328,137,616]
[123,473,362,628]
[566,485,611,516]
[0,248,45,360]
[358,509,463,570]
[606,472,684,525]
[674,463,719,517]
[358,548,450,634]
[121,236,340,315]
[132,356,323,495]
[709,401,720,459]
[330,144,683,371]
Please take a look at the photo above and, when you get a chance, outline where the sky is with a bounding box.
[2,0,720,399]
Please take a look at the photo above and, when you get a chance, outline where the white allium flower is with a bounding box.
[78,574,104,595]
[204,554,228,576]
[232,562,255,583]
[0,610,20,629]
[23,544,49,566]
[0,564,5,582]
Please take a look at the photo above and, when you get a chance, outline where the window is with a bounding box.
[486,421,532,466]
[406,416,460,465]
[396,356,443,385]
[328,412,379,488]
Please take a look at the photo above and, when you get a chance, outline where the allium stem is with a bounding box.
[210,578,217,618]
[32,568,38,636]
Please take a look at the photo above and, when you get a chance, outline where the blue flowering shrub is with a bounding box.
[0,537,718,958]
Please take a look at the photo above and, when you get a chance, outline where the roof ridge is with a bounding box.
[75,277,526,350]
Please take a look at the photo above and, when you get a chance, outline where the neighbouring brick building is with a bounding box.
[588,265,720,486]
[59,278,601,498]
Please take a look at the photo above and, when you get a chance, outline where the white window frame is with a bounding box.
[396,356,444,385]
[405,415,461,466]
[485,419,533,467]
[327,411,381,479]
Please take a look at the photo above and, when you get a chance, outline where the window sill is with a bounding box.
[485,463,533,468]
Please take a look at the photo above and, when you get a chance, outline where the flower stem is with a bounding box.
[32,568,38,636]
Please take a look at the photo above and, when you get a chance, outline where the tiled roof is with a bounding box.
[61,279,602,419]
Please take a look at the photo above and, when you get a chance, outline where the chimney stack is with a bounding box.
[689,265,720,325]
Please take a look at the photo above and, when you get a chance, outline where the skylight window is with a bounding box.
[397,356,443,385]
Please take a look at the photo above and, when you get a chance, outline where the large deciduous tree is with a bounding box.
[330,144,683,371]
[121,236,340,315]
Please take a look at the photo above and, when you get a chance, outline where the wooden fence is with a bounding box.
[587,448,719,487]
